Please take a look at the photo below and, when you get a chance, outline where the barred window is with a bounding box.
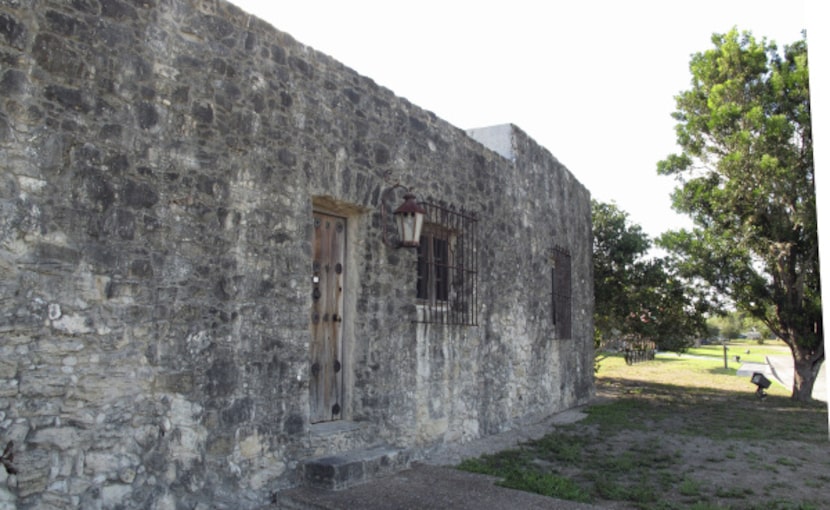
[417,226,450,303]
[415,201,477,326]
[552,246,572,339]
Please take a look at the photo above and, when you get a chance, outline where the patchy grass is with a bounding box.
[457,343,828,509]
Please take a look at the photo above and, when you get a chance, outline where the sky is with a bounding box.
[228,0,810,240]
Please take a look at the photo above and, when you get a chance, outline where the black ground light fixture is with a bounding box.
[750,372,771,399]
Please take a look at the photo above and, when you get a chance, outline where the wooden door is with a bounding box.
[310,212,345,423]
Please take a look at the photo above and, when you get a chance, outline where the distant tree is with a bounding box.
[707,311,773,342]
[706,322,721,341]
[708,313,744,340]
[657,29,821,401]
[592,201,708,352]
[743,315,773,340]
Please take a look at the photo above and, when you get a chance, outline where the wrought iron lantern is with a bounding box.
[393,193,426,248]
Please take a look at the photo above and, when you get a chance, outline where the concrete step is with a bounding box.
[307,420,369,458]
[301,445,412,491]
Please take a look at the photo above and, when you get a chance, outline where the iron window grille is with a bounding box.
[415,200,478,326]
[551,245,572,339]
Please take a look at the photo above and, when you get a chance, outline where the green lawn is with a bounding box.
[683,339,791,365]
[598,340,792,397]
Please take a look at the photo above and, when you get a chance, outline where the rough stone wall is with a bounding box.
[0,1,593,508]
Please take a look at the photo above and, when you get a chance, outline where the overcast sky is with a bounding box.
[228,0,809,240]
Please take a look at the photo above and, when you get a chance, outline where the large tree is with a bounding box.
[593,199,650,343]
[593,200,708,353]
[657,29,821,401]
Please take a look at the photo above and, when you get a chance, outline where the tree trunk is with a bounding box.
[791,349,823,402]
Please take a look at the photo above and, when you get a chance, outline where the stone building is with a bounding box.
[0,1,594,508]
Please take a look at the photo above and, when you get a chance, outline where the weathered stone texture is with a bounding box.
[1,1,593,508]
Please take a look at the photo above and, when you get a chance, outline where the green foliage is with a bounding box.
[656,28,822,400]
[679,478,703,497]
[499,470,592,503]
[456,449,530,476]
[709,313,743,340]
[457,450,592,502]
[707,310,772,340]
[526,432,587,464]
[592,199,651,339]
[592,200,709,352]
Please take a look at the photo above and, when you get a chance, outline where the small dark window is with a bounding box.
[414,201,477,326]
[552,246,572,339]
[417,233,449,302]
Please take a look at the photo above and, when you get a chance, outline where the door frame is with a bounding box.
[309,197,366,425]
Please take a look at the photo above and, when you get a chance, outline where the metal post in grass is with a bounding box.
[722,343,728,369]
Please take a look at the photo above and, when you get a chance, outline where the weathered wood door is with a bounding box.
[310,212,345,423]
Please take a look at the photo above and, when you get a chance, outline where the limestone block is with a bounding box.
[58,407,96,429]
[50,314,94,335]
[0,486,15,510]
[0,361,16,380]
[29,427,80,450]
[32,339,86,356]
[118,467,136,484]
[153,493,177,510]
[0,380,17,398]
[83,452,124,479]
[101,483,130,508]
[13,448,49,498]
[247,457,286,491]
